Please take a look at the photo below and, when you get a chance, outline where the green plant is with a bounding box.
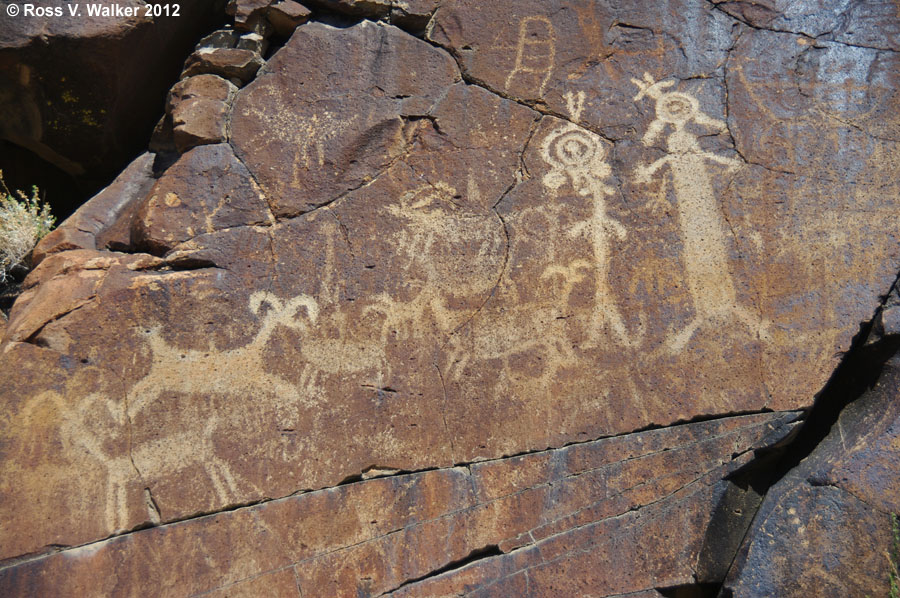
[0,171,54,284]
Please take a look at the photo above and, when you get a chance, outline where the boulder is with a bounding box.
[181,48,266,83]
[0,0,223,215]
[722,351,900,597]
[267,1,313,36]
[166,75,238,152]
[32,153,157,263]
[131,143,272,254]
[304,0,392,19]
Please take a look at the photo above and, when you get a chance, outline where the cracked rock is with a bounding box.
[1,1,900,595]
[0,413,798,597]
[723,354,900,597]
[0,0,221,202]
[131,144,272,255]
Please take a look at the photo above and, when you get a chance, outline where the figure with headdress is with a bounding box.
[631,73,767,351]
[540,91,638,347]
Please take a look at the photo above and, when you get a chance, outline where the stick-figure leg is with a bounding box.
[667,317,703,353]
[733,305,772,344]
[591,296,642,348]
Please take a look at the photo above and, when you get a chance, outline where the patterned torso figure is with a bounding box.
[632,73,768,351]
[541,92,636,346]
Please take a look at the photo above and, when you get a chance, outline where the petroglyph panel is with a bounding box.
[540,92,635,346]
[231,21,461,217]
[0,412,799,598]
[131,143,273,255]
[505,16,556,96]
[3,3,900,579]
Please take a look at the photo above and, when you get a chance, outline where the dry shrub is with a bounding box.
[0,172,54,283]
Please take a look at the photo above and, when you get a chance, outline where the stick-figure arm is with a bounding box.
[700,151,743,170]
[635,155,672,183]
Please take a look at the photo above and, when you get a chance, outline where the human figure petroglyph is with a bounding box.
[505,16,556,96]
[631,73,769,351]
[541,91,638,347]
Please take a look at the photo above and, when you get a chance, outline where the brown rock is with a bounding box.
[195,28,243,50]
[391,0,440,33]
[723,354,900,596]
[131,144,272,255]
[0,413,797,597]
[166,76,238,152]
[228,0,273,28]
[267,1,313,37]
[236,32,269,55]
[181,48,265,83]
[0,0,221,193]
[32,152,156,263]
[168,75,237,112]
[305,0,392,18]
[2,2,900,594]
[714,0,900,50]
[171,98,231,152]
[3,250,163,348]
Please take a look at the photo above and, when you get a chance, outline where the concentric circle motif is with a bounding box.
[546,128,605,170]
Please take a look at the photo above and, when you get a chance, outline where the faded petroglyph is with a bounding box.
[631,73,768,351]
[127,292,320,419]
[540,91,638,347]
[375,180,506,339]
[238,87,360,192]
[20,391,258,532]
[442,304,579,390]
[45,291,319,529]
[296,304,396,392]
[505,16,556,96]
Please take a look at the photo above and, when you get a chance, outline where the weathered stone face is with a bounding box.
[0,0,221,208]
[2,0,900,595]
[724,355,900,597]
[0,412,799,597]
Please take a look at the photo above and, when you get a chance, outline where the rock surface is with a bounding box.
[723,352,900,597]
[32,153,157,263]
[0,0,222,214]
[2,0,900,595]
[0,413,798,597]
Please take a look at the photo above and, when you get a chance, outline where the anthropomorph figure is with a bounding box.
[505,16,556,96]
[541,91,637,346]
[631,72,768,351]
